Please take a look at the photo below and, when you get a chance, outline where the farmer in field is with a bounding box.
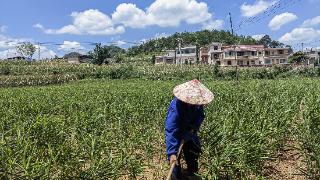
[165,79,214,179]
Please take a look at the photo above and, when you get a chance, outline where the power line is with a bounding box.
[235,0,302,32]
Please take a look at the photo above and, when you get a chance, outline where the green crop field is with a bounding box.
[1,77,320,179]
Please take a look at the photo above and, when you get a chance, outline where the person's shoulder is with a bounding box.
[169,97,178,111]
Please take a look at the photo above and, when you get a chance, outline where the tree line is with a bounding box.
[14,30,296,65]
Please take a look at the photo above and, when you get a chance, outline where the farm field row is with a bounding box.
[0,78,319,179]
[1,61,320,88]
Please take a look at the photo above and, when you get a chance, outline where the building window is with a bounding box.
[271,51,274,55]
[258,51,262,55]
[227,61,232,65]
[216,61,221,65]
[225,51,234,57]
[280,59,287,64]
[251,51,257,56]
[278,50,284,54]
[237,52,244,56]
[265,59,271,64]
[265,51,270,55]
[214,46,218,50]
[251,60,255,65]
[238,60,243,65]
[214,54,219,59]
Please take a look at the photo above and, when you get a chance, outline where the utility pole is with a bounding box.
[38,42,41,60]
[178,38,182,65]
[301,43,309,65]
[233,45,239,81]
[230,12,238,80]
[229,12,234,35]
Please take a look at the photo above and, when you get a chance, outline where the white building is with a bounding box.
[175,46,197,64]
[263,48,290,66]
[155,50,176,64]
[305,48,320,65]
[200,42,223,64]
[155,46,197,65]
[201,44,290,66]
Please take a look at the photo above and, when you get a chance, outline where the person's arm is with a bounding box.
[165,104,180,160]
[193,106,205,132]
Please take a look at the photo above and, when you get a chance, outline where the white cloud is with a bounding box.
[0,45,56,60]
[58,41,84,51]
[0,34,32,49]
[301,16,320,28]
[140,38,148,43]
[34,45,57,59]
[202,19,224,30]
[36,0,218,35]
[278,27,320,43]
[0,26,7,33]
[251,34,266,40]
[146,0,211,27]
[240,0,276,17]
[112,0,212,28]
[154,33,170,39]
[112,3,150,28]
[0,34,57,59]
[0,49,17,59]
[35,9,125,35]
[268,12,297,31]
[115,40,127,46]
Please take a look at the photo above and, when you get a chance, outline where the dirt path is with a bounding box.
[264,98,308,180]
[263,138,307,180]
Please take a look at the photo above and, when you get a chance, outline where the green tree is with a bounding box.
[151,55,156,64]
[288,51,308,64]
[89,43,109,65]
[88,44,126,65]
[114,53,125,63]
[16,42,36,60]
[63,52,81,59]
[258,35,284,48]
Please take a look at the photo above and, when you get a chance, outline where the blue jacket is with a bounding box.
[165,97,205,159]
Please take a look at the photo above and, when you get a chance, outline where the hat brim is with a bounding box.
[173,80,214,105]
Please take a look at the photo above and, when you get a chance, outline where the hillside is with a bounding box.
[127,30,287,56]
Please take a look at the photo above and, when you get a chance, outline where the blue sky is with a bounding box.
[0,0,320,58]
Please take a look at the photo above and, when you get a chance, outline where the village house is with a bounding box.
[67,55,92,64]
[157,43,291,67]
[155,50,176,64]
[7,56,27,60]
[175,46,197,64]
[220,45,265,66]
[200,42,223,64]
[155,46,197,65]
[263,47,290,66]
[200,43,290,67]
[305,48,320,65]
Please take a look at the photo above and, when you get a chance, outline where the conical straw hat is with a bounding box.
[173,79,214,105]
